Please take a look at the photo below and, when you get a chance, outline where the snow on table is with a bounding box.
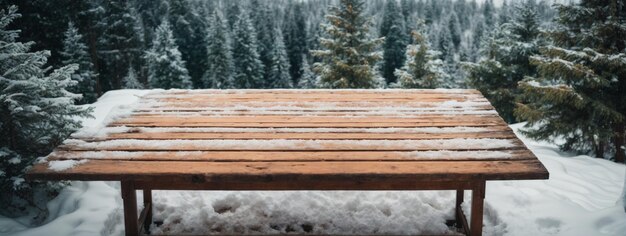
[26,89,549,236]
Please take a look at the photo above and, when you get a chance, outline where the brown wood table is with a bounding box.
[26,89,549,236]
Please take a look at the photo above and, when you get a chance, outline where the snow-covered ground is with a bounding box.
[0,90,624,236]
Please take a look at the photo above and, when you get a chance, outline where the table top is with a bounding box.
[27,89,549,188]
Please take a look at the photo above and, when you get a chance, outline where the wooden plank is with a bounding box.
[130,111,498,117]
[26,160,549,182]
[90,131,517,141]
[142,91,482,98]
[46,150,536,162]
[134,107,494,112]
[107,122,504,128]
[117,114,501,123]
[148,89,482,95]
[133,180,478,191]
[140,102,494,109]
[57,138,525,151]
[112,115,505,127]
[147,97,488,103]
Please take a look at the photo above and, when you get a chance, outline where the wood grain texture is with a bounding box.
[27,89,549,184]
[46,150,536,162]
[27,160,549,182]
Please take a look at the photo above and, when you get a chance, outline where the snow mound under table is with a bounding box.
[26,89,549,236]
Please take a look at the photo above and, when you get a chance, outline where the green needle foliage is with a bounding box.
[515,0,626,163]
[311,0,384,89]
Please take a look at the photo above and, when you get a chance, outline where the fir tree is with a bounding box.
[311,0,384,88]
[98,0,143,90]
[145,20,192,89]
[122,66,144,89]
[394,30,445,88]
[283,3,308,84]
[168,0,207,87]
[232,10,264,88]
[464,1,541,123]
[268,26,293,88]
[437,23,453,62]
[60,21,97,104]
[203,10,234,89]
[483,0,496,27]
[515,0,626,163]
[0,6,91,222]
[448,11,461,50]
[250,0,274,82]
[298,54,317,89]
[380,0,408,84]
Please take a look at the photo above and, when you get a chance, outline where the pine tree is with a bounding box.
[311,0,384,88]
[483,0,496,27]
[232,10,264,88]
[448,11,461,50]
[464,1,541,123]
[168,0,207,87]
[122,66,144,89]
[283,3,308,84]
[203,10,235,89]
[145,20,192,89]
[0,6,91,222]
[437,23,453,62]
[515,0,626,163]
[98,0,143,91]
[250,0,274,82]
[60,21,97,104]
[394,30,445,88]
[298,54,317,89]
[268,26,293,88]
[380,0,408,84]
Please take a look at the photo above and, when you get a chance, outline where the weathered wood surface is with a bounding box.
[27,89,549,183]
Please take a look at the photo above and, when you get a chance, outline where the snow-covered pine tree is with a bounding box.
[393,29,446,89]
[268,26,293,88]
[464,1,541,123]
[515,0,626,163]
[437,22,454,62]
[250,0,274,82]
[380,0,408,84]
[283,3,307,84]
[60,21,97,104]
[99,0,143,90]
[311,0,384,88]
[298,54,317,89]
[122,66,144,89]
[448,11,461,50]
[168,0,206,87]
[203,10,235,89]
[0,6,91,222]
[482,0,496,27]
[145,20,192,89]
[232,10,264,88]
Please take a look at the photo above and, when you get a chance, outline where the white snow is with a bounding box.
[1,90,624,236]
[47,160,89,172]
[71,89,155,138]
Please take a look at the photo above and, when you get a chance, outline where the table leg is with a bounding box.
[470,181,486,236]
[143,189,153,233]
[455,189,464,224]
[121,181,139,236]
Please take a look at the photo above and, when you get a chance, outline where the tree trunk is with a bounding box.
[613,122,625,163]
[88,32,102,96]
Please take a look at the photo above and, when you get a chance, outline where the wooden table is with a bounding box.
[27,89,549,236]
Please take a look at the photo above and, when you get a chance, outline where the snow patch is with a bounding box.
[47,160,89,171]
